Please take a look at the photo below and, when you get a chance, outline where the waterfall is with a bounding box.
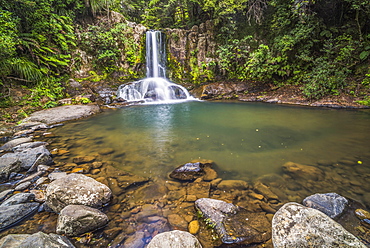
[117,30,194,103]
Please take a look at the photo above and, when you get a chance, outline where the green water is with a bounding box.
[52,101,370,181]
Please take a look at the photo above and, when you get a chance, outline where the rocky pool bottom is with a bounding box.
[0,121,369,248]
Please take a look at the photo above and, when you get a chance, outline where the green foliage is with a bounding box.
[25,78,65,108]
[78,22,142,75]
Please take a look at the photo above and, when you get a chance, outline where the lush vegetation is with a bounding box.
[124,0,370,99]
[1,0,369,119]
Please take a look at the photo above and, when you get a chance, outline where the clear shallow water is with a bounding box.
[52,101,370,181]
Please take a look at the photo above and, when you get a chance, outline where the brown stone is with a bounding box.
[203,167,218,181]
[187,182,210,199]
[282,161,324,181]
[72,156,96,164]
[217,180,249,191]
[167,214,188,230]
[254,182,279,201]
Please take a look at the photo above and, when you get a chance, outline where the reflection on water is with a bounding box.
[52,101,370,181]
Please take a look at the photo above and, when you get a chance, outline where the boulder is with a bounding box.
[170,162,205,181]
[147,230,202,248]
[0,138,32,152]
[170,161,215,181]
[21,105,101,125]
[0,157,21,182]
[56,205,109,236]
[272,202,366,247]
[282,161,324,181]
[303,193,348,219]
[1,145,52,171]
[45,173,112,213]
[0,232,75,248]
[0,202,40,231]
[195,198,271,245]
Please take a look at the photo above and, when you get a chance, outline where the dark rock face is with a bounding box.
[303,193,348,219]
[45,173,112,213]
[56,205,109,236]
[272,202,366,248]
[195,198,271,245]
[147,230,202,248]
[0,232,76,248]
[199,82,249,99]
[0,202,40,232]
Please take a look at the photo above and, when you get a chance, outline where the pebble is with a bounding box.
[188,220,200,234]
[355,209,370,220]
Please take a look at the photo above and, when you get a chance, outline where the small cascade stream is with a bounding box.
[117,31,195,103]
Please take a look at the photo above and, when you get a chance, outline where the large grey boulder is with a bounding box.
[272,202,366,247]
[303,192,348,219]
[195,198,271,245]
[147,230,202,248]
[0,232,75,248]
[21,105,100,125]
[56,205,109,236]
[45,173,112,213]
[0,157,21,182]
[1,145,52,170]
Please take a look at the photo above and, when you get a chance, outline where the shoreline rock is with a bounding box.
[272,202,367,248]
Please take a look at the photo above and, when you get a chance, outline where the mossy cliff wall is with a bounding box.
[165,21,217,86]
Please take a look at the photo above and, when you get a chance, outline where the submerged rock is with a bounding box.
[195,198,271,245]
[147,230,202,248]
[303,192,348,219]
[0,232,75,248]
[56,205,109,236]
[272,202,366,247]
[45,173,112,213]
[282,161,324,181]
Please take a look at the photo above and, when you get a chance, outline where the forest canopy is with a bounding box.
[0,0,369,110]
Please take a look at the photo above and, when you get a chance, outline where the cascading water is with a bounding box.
[117,31,194,103]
